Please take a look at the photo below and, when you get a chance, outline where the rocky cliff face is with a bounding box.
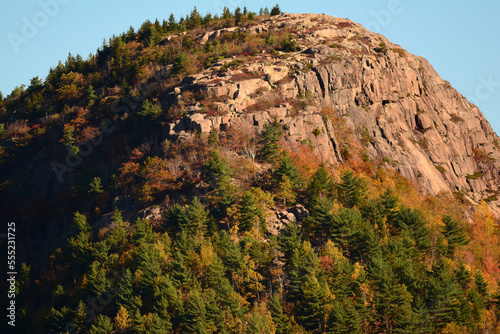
[163,13,500,214]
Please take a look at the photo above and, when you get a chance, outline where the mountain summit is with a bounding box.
[164,13,500,214]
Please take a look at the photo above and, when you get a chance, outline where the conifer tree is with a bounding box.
[89,314,113,334]
[217,230,243,271]
[184,289,208,334]
[88,177,104,196]
[117,268,135,311]
[238,191,260,232]
[85,261,111,297]
[396,207,431,250]
[270,4,282,16]
[258,118,282,162]
[133,218,155,246]
[336,170,366,208]
[274,151,301,188]
[305,197,334,241]
[269,293,290,334]
[165,203,190,232]
[441,215,469,256]
[278,222,301,266]
[306,163,333,208]
[204,288,226,332]
[298,274,328,332]
[188,196,209,235]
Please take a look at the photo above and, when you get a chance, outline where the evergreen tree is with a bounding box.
[441,215,469,256]
[278,222,301,266]
[304,197,334,241]
[184,289,208,334]
[204,151,232,187]
[336,170,366,208]
[306,163,332,208]
[88,176,104,197]
[396,207,431,250]
[208,126,219,145]
[426,259,461,329]
[165,203,190,232]
[133,218,156,246]
[89,314,113,334]
[204,288,226,332]
[298,274,328,332]
[238,191,260,232]
[258,118,283,162]
[217,230,243,271]
[85,261,111,297]
[187,196,209,235]
[269,293,290,334]
[274,151,301,188]
[270,4,282,16]
[87,85,97,104]
[117,268,136,312]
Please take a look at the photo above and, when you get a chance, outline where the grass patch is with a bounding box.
[466,173,484,180]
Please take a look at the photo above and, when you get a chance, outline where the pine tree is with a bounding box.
[87,85,97,104]
[85,261,111,297]
[208,126,219,145]
[165,203,190,232]
[305,197,334,241]
[187,196,209,235]
[298,274,328,332]
[269,293,290,333]
[396,207,431,250]
[336,170,366,208]
[258,118,282,162]
[274,151,301,188]
[89,314,113,334]
[117,268,135,312]
[238,191,260,232]
[184,289,208,333]
[331,207,363,251]
[217,230,243,271]
[133,218,156,246]
[306,163,333,208]
[278,222,301,266]
[88,177,104,200]
[271,4,282,16]
[204,288,226,332]
[441,215,469,256]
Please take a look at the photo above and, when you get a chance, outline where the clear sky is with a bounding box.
[1,0,499,134]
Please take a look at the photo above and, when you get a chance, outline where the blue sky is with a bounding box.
[1,0,499,134]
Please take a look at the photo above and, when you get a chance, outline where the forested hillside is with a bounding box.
[1,5,500,333]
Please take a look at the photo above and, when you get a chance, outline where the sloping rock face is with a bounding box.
[164,13,500,214]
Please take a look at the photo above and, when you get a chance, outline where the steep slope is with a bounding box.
[166,13,500,214]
